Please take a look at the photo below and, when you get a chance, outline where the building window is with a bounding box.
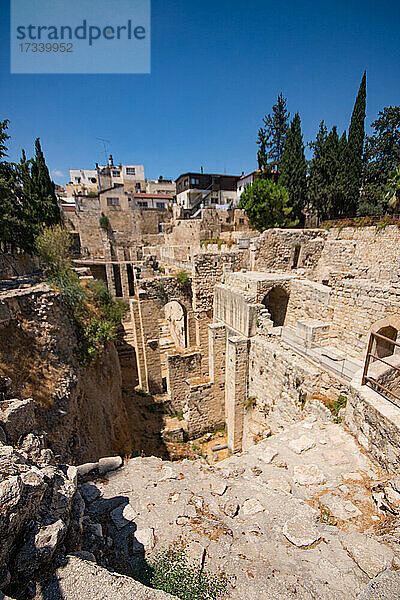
[138,201,148,207]
[112,170,120,177]
[107,197,120,206]
[90,177,97,183]
[211,197,218,204]
[190,177,200,186]
[156,202,165,209]
[126,167,136,175]
[239,218,244,224]
[135,183,141,192]
[74,177,81,183]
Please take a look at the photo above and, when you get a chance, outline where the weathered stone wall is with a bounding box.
[73,197,169,258]
[346,377,400,471]
[244,335,348,449]
[0,284,132,463]
[166,350,202,412]
[253,229,327,272]
[214,284,263,337]
[328,279,400,358]
[285,279,333,327]
[314,225,400,283]
[192,250,250,313]
[0,249,39,279]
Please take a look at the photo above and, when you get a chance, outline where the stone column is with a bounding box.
[130,297,163,394]
[225,335,248,454]
[105,263,116,296]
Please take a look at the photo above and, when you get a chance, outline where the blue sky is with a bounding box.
[1,0,399,185]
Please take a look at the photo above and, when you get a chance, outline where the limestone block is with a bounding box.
[288,436,315,454]
[339,532,395,578]
[283,516,320,547]
[1,398,35,446]
[293,464,327,486]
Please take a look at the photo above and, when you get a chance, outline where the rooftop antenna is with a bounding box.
[96,138,111,164]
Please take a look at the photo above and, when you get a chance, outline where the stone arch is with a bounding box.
[370,317,400,360]
[163,300,187,349]
[262,286,290,327]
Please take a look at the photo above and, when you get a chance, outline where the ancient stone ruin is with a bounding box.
[2,215,400,599]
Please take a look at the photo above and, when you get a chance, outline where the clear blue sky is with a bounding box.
[1,0,399,185]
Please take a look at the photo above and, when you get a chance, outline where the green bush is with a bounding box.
[99,213,110,229]
[175,270,190,287]
[35,227,128,364]
[149,548,228,600]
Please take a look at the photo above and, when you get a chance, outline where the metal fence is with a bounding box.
[362,332,400,405]
[279,327,363,381]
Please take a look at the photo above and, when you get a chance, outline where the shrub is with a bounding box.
[175,270,190,287]
[148,548,228,600]
[35,225,72,278]
[35,227,128,364]
[244,396,257,410]
[99,213,110,229]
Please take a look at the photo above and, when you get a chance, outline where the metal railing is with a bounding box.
[279,327,363,381]
[362,332,400,405]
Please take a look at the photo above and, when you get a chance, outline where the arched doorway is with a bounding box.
[375,325,397,359]
[262,286,290,327]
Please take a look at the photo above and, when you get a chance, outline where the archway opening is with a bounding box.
[375,325,397,359]
[262,286,290,327]
[159,301,187,386]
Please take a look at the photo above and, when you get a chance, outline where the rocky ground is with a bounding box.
[80,415,400,600]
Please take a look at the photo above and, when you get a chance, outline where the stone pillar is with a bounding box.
[225,335,248,454]
[186,310,197,348]
[208,323,226,387]
[195,310,212,373]
[130,297,163,394]
[105,263,116,296]
[120,264,130,299]
[166,351,202,411]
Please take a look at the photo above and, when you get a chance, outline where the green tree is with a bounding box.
[239,178,295,231]
[279,112,307,223]
[0,120,32,251]
[258,93,290,174]
[257,127,268,170]
[29,138,61,226]
[359,105,400,215]
[346,71,367,215]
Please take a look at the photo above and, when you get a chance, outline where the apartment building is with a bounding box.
[175,172,239,211]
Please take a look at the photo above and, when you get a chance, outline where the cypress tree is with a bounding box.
[30,138,61,226]
[279,112,307,223]
[308,123,342,221]
[347,71,367,214]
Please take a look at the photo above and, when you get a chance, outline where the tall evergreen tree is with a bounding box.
[279,113,307,223]
[346,71,367,215]
[308,123,343,221]
[360,105,400,215]
[257,127,268,171]
[29,138,61,226]
[260,93,290,172]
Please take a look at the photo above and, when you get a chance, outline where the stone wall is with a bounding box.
[254,229,327,272]
[285,279,333,327]
[244,335,348,450]
[314,225,400,283]
[73,197,169,258]
[0,284,133,463]
[166,350,202,412]
[214,284,263,337]
[0,249,39,279]
[346,377,400,471]
[192,250,250,313]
